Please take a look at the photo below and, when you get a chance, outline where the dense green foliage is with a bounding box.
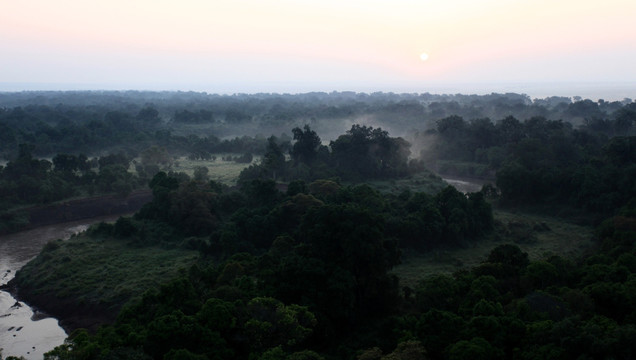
[12,232,199,319]
[0,121,430,234]
[33,170,492,360]
[2,91,633,212]
[5,91,636,359]
[239,125,413,182]
[1,91,632,160]
[400,214,636,360]
[133,171,492,252]
[38,177,636,359]
[2,91,633,210]
[0,145,142,211]
[413,108,636,217]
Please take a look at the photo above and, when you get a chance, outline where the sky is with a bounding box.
[1,0,635,99]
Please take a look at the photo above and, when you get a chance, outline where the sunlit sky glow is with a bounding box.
[1,0,635,98]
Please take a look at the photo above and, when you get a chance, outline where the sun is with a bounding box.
[420,53,429,61]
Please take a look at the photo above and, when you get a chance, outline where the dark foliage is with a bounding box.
[4,91,636,359]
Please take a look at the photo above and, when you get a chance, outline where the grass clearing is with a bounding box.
[131,154,261,185]
[174,155,261,184]
[392,208,595,289]
[15,234,199,311]
[156,156,446,192]
[356,170,448,195]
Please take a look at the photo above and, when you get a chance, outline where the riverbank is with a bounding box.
[28,190,152,227]
[1,174,483,340]
[8,282,115,333]
[0,189,153,236]
[0,216,125,359]
[1,190,153,236]
[6,232,200,334]
[0,190,154,352]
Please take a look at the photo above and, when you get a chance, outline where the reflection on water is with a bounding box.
[0,291,67,360]
[0,215,121,359]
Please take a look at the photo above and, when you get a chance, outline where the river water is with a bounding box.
[0,215,121,360]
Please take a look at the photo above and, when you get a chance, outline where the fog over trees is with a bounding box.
[0,91,632,159]
[2,90,636,360]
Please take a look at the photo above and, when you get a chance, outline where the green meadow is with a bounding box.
[392,209,595,289]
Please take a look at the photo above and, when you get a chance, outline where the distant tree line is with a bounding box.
[420,106,635,168]
[0,103,275,160]
[1,91,632,159]
[414,108,636,218]
[0,145,140,206]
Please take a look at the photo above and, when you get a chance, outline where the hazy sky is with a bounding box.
[2,0,635,97]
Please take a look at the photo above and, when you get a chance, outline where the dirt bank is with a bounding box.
[1,190,153,236]
[2,190,154,333]
[26,190,153,228]
[7,284,116,334]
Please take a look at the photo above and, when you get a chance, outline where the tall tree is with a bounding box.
[262,136,286,180]
[291,125,321,165]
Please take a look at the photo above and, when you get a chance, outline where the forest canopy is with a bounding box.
[3,90,636,360]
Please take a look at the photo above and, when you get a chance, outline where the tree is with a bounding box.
[141,146,172,171]
[291,125,321,165]
[52,153,79,173]
[98,153,130,170]
[497,116,523,144]
[193,166,209,182]
[96,164,135,196]
[435,186,470,243]
[144,310,231,359]
[486,244,529,269]
[496,161,532,201]
[137,106,160,124]
[613,108,635,134]
[524,261,559,289]
[244,297,316,352]
[330,125,410,179]
[262,137,286,180]
[169,181,218,236]
[447,337,504,360]
[358,341,428,360]
[436,115,467,136]
[234,153,254,163]
[299,204,400,315]
[416,274,461,311]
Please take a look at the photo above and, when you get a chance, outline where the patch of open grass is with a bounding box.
[15,234,199,311]
[357,170,448,195]
[130,154,261,185]
[173,155,261,184]
[392,209,595,289]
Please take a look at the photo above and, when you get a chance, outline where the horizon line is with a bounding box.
[0,81,634,102]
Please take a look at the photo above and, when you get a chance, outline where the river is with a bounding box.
[0,215,121,360]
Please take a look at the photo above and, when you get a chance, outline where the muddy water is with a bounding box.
[0,215,122,359]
